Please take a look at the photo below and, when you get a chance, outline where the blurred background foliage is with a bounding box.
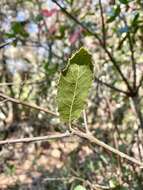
[0,0,143,189]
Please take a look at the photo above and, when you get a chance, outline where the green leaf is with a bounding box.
[65,0,74,5]
[131,12,140,29]
[44,61,58,76]
[74,185,86,190]
[11,22,29,38]
[107,5,120,23]
[119,0,128,3]
[109,177,119,188]
[57,47,93,122]
[119,0,133,4]
[5,33,16,38]
[35,14,43,22]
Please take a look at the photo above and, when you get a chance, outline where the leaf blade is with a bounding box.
[57,47,93,122]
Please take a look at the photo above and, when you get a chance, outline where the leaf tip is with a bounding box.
[69,46,93,69]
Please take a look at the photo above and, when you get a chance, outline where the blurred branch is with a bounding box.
[51,0,102,41]
[119,16,143,129]
[99,0,106,47]
[128,34,136,89]
[51,0,133,93]
[72,129,143,167]
[0,99,8,105]
[0,131,71,145]
[43,176,111,189]
[0,80,46,86]
[117,34,128,50]
[0,92,58,116]
[122,17,137,89]
[0,38,16,49]
[95,77,129,95]
[131,95,143,129]
[137,75,143,92]
[0,127,142,167]
[83,110,89,133]
[0,42,12,49]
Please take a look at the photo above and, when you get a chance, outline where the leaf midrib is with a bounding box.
[69,65,80,122]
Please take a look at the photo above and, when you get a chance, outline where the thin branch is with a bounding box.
[0,131,71,145]
[0,92,58,116]
[83,110,90,133]
[97,1,130,95]
[99,0,106,47]
[0,99,8,105]
[51,0,102,42]
[72,129,143,167]
[43,176,71,182]
[0,80,46,87]
[51,0,133,93]
[0,126,142,166]
[117,34,128,50]
[43,176,110,189]
[130,95,143,129]
[0,38,16,49]
[128,33,136,89]
[103,47,133,92]
[121,16,137,89]
[136,75,143,92]
[85,180,110,190]
[95,77,128,95]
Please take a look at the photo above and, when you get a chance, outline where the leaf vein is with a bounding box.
[69,65,80,122]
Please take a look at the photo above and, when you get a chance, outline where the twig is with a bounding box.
[99,0,106,47]
[0,131,71,145]
[0,99,8,105]
[0,92,58,116]
[43,176,110,189]
[0,38,16,49]
[71,175,110,189]
[86,180,110,190]
[103,47,133,92]
[83,110,90,133]
[97,0,128,97]
[121,16,137,89]
[128,34,136,89]
[72,129,143,167]
[51,0,133,93]
[95,77,128,95]
[51,0,101,42]
[0,126,142,166]
[43,177,70,182]
[137,75,143,92]
[130,95,143,129]
[0,80,46,86]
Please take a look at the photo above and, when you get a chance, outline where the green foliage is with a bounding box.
[57,47,93,122]
[5,164,16,176]
[11,21,29,38]
[58,25,67,39]
[107,5,121,23]
[5,21,29,40]
[131,12,140,33]
[119,0,133,4]
[44,61,58,76]
[74,185,86,190]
